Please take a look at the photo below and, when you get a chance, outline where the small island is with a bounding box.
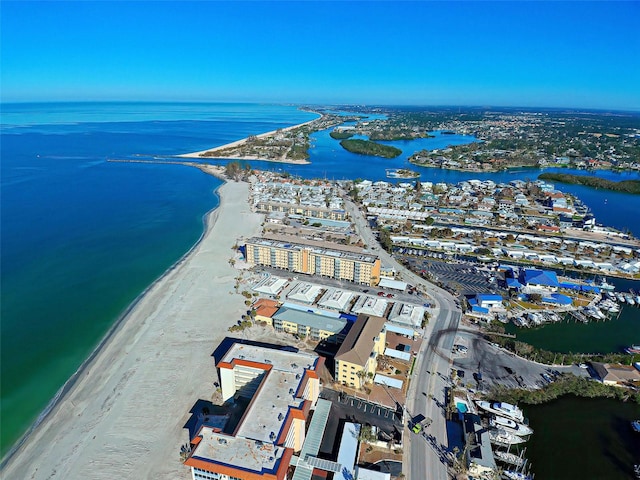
[538,173,640,194]
[339,139,402,158]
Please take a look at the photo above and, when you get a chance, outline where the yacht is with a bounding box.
[475,401,525,422]
[488,428,527,446]
[490,416,534,437]
[494,450,526,467]
[625,294,636,306]
[504,471,533,480]
[597,278,615,291]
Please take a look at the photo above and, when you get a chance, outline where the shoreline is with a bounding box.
[1,173,264,479]
[178,114,321,160]
[0,188,223,469]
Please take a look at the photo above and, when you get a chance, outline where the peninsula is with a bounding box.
[538,172,640,194]
[180,112,361,164]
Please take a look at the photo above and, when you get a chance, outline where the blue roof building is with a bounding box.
[520,269,560,290]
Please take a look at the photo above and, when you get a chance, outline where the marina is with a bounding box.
[504,277,640,355]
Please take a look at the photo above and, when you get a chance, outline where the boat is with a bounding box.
[475,401,525,422]
[625,345,640,355]
[504,470,533,480]
[625,294,636,306]
[635,464,640,479]
[488,428,527,446]
[616,292,627,303]
[632,420,640,433]
[494,450,526,467]
[490,416,534,437]
[385,168,419,179]
[597,278,615,291]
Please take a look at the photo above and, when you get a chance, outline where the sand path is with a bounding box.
[2,179,263,479]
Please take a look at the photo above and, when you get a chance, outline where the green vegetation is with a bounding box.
[377,228,393,252]
[488,374,640,405]
[330,130,355,140]
[538,173,640,194]
[225,161,251,180]
[340,139,402,158]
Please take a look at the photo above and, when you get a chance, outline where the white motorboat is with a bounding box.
[490,416,534,437]
[488,428,527,446]
[475,400,525,422]
[504,470,533,480]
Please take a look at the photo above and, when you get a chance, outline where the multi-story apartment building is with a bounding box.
[254,201,348,221]
[334,314,387,389]
[184,343,323,480]
[245,237,381,286]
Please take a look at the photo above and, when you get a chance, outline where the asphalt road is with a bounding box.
[341,192,461,480]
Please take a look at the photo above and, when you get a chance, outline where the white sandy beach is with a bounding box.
[1,178,263,479]
[178,116,320,162]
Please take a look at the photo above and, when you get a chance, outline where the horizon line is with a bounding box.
[2,100,639,114]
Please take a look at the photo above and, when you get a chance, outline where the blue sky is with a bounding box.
[2,1,639,109]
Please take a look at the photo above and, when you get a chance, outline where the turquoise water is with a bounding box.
[0,102,317,456]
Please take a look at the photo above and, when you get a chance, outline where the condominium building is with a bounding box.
[271,307,351,344]
[245,237,381,286]
[184,343,323,480]
[334,314,387,389]
[254,201,348,221]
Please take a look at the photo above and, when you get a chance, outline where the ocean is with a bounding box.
[0,102,317,455]
[1,102,639,471]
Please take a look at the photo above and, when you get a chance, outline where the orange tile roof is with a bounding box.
[254,298,280,318]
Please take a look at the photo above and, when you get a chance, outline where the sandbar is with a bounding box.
[1,176,263,479]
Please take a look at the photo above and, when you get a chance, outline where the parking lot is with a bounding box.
[449,329,589,391]
[398,253,501,296]
[319,389,403,455]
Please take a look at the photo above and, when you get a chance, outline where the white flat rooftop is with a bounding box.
[253,275,288,295]
[192,426,284,474]
[222,344,319,443]
[351,296,388,317]
[388,303,425,328]
[236,369,306,443]
[287,282,323,304]
[317,288,354,310]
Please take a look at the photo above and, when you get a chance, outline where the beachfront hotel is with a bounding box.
[244,237,381,286]
[184,343,323,480]
[335,314,387,389]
